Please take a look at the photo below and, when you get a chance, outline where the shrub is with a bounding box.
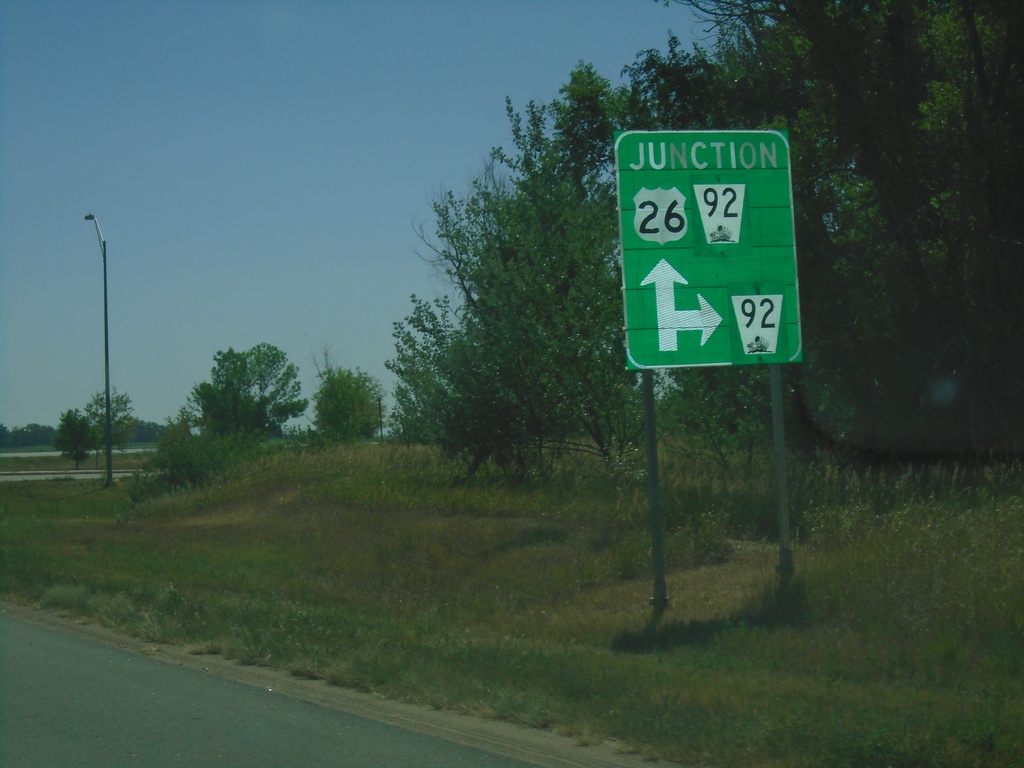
[143,417,259,494]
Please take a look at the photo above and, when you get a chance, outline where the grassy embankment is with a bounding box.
[1,444,1021,767]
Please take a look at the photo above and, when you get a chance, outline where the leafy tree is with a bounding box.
[388,294,466,452]
[9,423,56,448]
[0,423,9,449]
[394,0,1023,463]
[187,343,308,438]
[132,421,166,444]
[639,1,1024,452]
[312,357,383,443]
[390,77,643,477]
[660,367,772,474]
[53,409,97,469]
[84,388,139,450]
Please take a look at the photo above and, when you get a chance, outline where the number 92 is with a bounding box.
[739,297,777,329]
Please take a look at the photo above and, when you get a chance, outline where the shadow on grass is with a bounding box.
[612,576,809,653]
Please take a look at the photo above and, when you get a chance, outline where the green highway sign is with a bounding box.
[614,130,802,369]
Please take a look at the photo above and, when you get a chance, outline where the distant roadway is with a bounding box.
[0,448,148,481]
[0,470,139,482]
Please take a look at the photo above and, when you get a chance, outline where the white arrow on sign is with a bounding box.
[640,259,723,351]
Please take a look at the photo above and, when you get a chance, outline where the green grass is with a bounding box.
[1,444,1022,767]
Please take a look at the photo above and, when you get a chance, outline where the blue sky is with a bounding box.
[1,0,699,428]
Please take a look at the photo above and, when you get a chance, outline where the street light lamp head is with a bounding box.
[84,213,104,246]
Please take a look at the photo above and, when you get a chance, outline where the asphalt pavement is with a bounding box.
[0,470,138,482]
[0,605,658,768]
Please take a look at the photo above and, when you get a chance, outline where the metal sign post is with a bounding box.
[770,364,794,576]
[642,370,669,615]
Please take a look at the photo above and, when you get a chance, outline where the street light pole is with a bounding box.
[84,213,113,488]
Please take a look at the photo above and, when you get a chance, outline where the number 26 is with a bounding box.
[638,199,686,235]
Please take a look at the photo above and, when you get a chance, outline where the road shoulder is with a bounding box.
[0,600,667,768]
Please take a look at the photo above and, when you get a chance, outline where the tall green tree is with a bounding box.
[9,424,56,448]
[187,343,307,438]
[643,0,1024,452]
[53,409,97,469]
[312,359,383,443]
[390,75,642,477]
[84,388,138,450]
[132,421,166,444]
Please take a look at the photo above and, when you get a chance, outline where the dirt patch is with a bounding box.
[665,540,778,621]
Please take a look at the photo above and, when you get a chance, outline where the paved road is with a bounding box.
[0,449,151,457]
[0,470,138,482]
[0,611,537,767]
[0,607,655,768]
[0,447,150,481]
